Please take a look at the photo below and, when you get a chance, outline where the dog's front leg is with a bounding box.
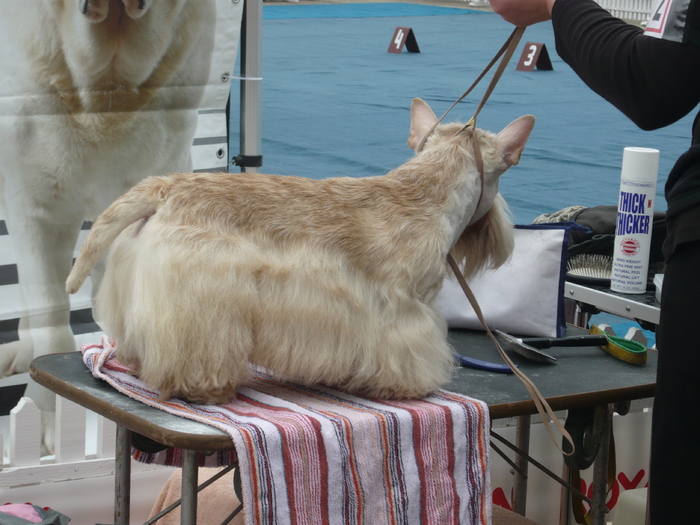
[1,177,86,455]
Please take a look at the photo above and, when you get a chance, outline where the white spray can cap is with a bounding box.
[620,147,659,183]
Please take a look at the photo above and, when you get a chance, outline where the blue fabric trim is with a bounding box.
[514,223,590,337]
[514,222,591,233]
[263,3,484,20]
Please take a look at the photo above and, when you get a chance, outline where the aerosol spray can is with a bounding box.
[610,147,659,294]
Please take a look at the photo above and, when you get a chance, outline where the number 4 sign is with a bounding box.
[388,27,420,53]
[516,42,553,71]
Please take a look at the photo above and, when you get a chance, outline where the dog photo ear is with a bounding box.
[408,98,438,152]
[495,115,535,167]
[122,0,151,19]
[80,0,110,22]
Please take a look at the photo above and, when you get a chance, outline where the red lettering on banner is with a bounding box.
[618,470,647,490]
[578,470,648,516]
[494,468,647,518]
[491,487,513,511]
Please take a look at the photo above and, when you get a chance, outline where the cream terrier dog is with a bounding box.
[66,99,535,403]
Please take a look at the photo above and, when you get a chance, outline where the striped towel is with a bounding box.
[82,337,491,525]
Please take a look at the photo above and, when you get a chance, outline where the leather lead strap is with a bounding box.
[471,137,486,212]
[446,253,575,456]
[424,28,574,453]
[417,27,524,211]
[416,26,526,153]
[460,26,525,133]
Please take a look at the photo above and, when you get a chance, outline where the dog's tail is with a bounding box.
[66,176,173,294]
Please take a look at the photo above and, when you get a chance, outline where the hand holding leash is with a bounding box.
[490,0,557,27]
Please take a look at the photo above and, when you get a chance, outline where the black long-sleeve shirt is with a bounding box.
[551,0,700,230]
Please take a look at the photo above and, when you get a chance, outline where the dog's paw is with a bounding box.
[122,0,151,19]
[0,340,33,378]
[79,0,110,23]
[357,383,432,401]
[118,355,142,376]
[176,385,238,406]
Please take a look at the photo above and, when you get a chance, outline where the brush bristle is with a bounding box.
[566,254,613,279]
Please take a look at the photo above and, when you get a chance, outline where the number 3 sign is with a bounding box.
[516,42,553,71]
[388,27,420,53]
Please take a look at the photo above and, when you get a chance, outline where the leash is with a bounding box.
[447,254,574,455]
[429,26,575,455]
[417,26,525,212]
[416,26,526,154]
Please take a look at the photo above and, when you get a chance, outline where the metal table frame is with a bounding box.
[561,280,660,524]
[565,281,660,329]
[444,327,657,525]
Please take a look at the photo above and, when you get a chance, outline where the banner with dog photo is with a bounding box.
[0,0,244,448]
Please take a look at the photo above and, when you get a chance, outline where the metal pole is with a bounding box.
[181,449,200,525]
[512,415,531,516]
[558,463,570,525]
[114,426,131,525]
[144,464,238,525]
[590,405,613,525]
[239,0,263,173]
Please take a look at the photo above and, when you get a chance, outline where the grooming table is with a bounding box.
[448,326,657,525]
[446,326,656,417]
[30,326,656,525]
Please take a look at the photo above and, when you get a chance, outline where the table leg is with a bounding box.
[589,404,613,525]
[512,415,531,515]
[181,449,199,525]
[114,425,131,525]
[558,462,570,525]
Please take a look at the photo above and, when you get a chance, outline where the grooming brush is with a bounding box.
[495,327,647,365]
[566,254,613,286]
[589,325,647,365]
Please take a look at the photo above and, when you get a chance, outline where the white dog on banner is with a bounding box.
[0,0,217,453]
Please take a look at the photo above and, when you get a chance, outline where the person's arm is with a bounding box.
[489,0,556,27]
[491,0,700,130]
[552,0,700,130]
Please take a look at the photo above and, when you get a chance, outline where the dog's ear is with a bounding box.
[496,115,535,168]
[408,98,439,152]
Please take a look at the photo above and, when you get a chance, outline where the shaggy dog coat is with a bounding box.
[67,98,535,403]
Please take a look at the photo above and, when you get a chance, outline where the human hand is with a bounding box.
[489,0,557,27]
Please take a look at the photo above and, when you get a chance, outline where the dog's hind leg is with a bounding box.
[356,302,455,400]
[99,231,256,405]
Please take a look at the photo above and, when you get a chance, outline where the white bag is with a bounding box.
[437,224,579,338]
